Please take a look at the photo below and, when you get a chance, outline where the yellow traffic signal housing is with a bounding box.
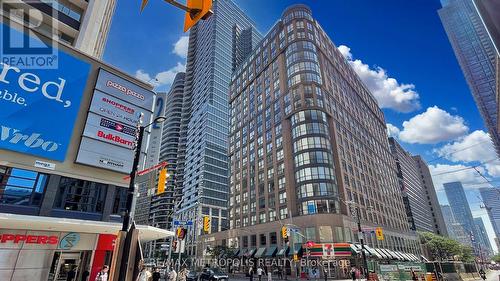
[375,227,384,240]
[203,216,211,233]
[184,0,213,32]
[141,0,149,11]
[281,226,288,238]
[157,168,168,195]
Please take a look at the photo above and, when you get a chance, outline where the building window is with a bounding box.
[112,187,127,214]
[0,166,48,206]
[54,177,107,213]
[260,233,267,246]
[270,232,278,245]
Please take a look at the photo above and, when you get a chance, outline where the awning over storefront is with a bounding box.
[379,249,396,260]
[0,213,173,241]
[373,248,389,259]
[254,247,267,258]
[238,249,248,257]
[277,246,289,256]
[232,249,240,257]
[265,246,278,257]
[246,248,257,258]
[365,245,383,259]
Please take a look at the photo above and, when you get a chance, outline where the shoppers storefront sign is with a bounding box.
[0,233,58,244]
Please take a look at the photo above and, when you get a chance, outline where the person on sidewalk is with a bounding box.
[249,267,254,281]
[350,266,357,281]
[95,265,109,281]
[257,267,264,281]
[267,268,272,281]
[152,268,161,281]
[168,268,177,281]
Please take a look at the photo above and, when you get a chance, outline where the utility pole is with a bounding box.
[353,204,368,278]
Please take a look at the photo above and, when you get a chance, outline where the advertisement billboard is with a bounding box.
[0,23,90,161]
[76,68,155,174]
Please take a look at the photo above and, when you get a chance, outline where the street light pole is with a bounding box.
[355,206,368,278]
[116,115,166,281]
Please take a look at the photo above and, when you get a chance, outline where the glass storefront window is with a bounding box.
[112,187,127,215]
[0,166,48,206]
[54,177,107,213]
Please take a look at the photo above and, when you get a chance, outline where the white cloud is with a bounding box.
[135,62,186,88]
[172,36,189,59]
[386,123,400,138]
[338,45,420,113]
[435,130,500,177]
[429,163,487,192]
[398,106,469,144]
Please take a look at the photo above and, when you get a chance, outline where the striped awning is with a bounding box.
[277,246,289,256]
[265,246,278,257]
[254,247,267,258]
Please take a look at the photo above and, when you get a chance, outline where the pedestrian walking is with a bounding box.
[249,267,254,281]
[95,265,109,281]
[169,268,178,281]
[136,265,152,281]
[257,267,264,281]
[411,269,418,281]
[152,268,161,281]
[267,269,272,281]
[178,266,189,281]
[323,267,327,281]
[81,268,90,281]
[350,266,357,281]
[278,267,283,280]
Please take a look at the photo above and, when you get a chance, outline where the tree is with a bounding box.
[207,245,235,259]
[419,232,463,261]
[492,253,500,263]
[459,246,474,263]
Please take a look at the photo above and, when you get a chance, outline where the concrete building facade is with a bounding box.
[1,0,116,59]
[389,138,434,232]
[413,155,448,236]
[206,5,420,262]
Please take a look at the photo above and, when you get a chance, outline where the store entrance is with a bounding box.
[48,252,87,281]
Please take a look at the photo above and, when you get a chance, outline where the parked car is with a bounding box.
[187,270,199,281]
[199,268,228,281]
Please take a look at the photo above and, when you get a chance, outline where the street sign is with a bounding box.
[173,220,193,226]
[123,161,167,180]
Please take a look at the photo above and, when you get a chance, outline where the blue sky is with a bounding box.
[104,0,499,251]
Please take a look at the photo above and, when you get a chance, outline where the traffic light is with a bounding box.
[183,0,213,32]
[140,0,213,32]
[157,168,168,195]
[177,227,187,240]
[375,227,384,241]
[281,226,289,243]
[140,0,149,11]
[203,216,211,233]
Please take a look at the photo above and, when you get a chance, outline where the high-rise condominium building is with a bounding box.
[174,0,261,256]
[441,205,471,245]
[389,138,434,232]
[211,4,420,258]
[413,155,447,236]
[444,182,477,246]
[479,187,500,249]
[473,217,493,256]
[439,0,500,154]
[152,72,186,230]
[1,0,115,58]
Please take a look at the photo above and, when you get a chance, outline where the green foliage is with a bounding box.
[492,253,500,263]
[207,245,235,259]
[418,231,472,262]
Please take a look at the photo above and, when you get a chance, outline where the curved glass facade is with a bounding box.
[286,41,322,87]
[291,109,339,215]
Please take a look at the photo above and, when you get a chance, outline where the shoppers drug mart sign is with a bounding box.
[0,23,90,161]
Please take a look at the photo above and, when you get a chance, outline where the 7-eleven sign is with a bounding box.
[323,243,335,257]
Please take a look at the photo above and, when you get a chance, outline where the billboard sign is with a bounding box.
[76,69,155,174]
[95,69,154,111]
[89,90,151,126]
[0,23,90,161]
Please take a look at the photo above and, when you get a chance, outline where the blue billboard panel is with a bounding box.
[0,23,90,161]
